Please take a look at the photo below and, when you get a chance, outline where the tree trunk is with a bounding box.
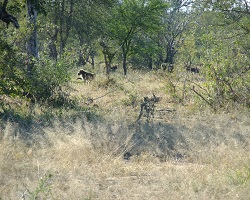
[26,0,38,75]
[78,51,87,66]
[100,41,116,76]
[122,53,127,76]
[148,56,153,70]
[59,0,74,57]
[48,28,58,61]
[165,44,175,64]
[104,53,110,75]
[59,0,65,57]
[48,42,58,61]
[121,44,128,76]
[90,55,95,67]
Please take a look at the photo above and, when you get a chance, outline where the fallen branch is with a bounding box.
[155,108,176,112]
[93,89,117,101]
[85,89,117,105]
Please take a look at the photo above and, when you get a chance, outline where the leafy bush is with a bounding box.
[0,38,24,97]
[23,58,70,103]
[203,59,250,110]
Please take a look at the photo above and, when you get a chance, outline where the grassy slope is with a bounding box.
[0,68,250,199]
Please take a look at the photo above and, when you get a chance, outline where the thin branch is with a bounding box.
[155,108,176,112]
[244,0,249,13]
[187,80,211,95]
[3,0,8,11]
[93,89,117,101]
[191,86,213,107]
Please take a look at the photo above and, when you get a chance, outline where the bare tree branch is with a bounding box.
[0,0,19,29]
[2,0,7,10]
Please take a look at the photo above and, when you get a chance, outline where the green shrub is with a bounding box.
[229,165,250,186]
[23,173,54,200]
[22,57,71,104]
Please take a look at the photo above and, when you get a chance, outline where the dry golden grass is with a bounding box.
[0,69,250,199]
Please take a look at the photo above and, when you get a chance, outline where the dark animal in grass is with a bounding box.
[185,66,199,73]
[161,63,174,73]
[77,69,95,82]
[123,152,132,160]
[110,65,118,72]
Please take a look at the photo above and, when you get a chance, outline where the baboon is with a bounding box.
[168,64,174,72]
[185,66,199,73]
[161,63,174,73]
[110,65,118,72]
[77,69,95,82]
[123,152,132,160]
[161,63,167,70]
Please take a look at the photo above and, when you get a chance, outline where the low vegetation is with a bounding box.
[1,69,250,199]
[1,1,250,199]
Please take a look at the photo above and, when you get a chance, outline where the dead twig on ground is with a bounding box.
[85,89,117,105]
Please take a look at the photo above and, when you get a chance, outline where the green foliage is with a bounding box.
[0,102,33,128]
[24,173,54,200]
[0,32,71,105]
[129,32,161,69]
[29,0,47,15]
[204,63,250,109]
[0,38,24,97]
[104,0,167,74]
[1,0,25,14]
[163,71,186,104]
[23,57,71,104]
[122,92,140,107]
[2,0,250,113]
[229,165,250,186]
[181,3,250,110]
[176,33,201,67]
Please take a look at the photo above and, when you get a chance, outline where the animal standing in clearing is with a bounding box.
[77,69,95,83]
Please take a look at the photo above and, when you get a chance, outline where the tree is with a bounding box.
[99,39,118,75]
[129,31,161,70]
[187,0,250,108]
[158,0,194,71]
[26,0,38,75]
[106,0,167,75]
[71,0,110,67]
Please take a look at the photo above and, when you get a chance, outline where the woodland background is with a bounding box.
[0,0,250,199]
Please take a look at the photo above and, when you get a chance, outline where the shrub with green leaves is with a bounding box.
[0,38,24,97]
[24,58,70,103]
[0,38,71,106]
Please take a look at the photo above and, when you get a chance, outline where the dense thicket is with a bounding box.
[1,0,250,109]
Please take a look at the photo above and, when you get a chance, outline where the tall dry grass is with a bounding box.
[0,69,250,199]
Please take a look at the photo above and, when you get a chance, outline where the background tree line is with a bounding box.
[1,0,250,109]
